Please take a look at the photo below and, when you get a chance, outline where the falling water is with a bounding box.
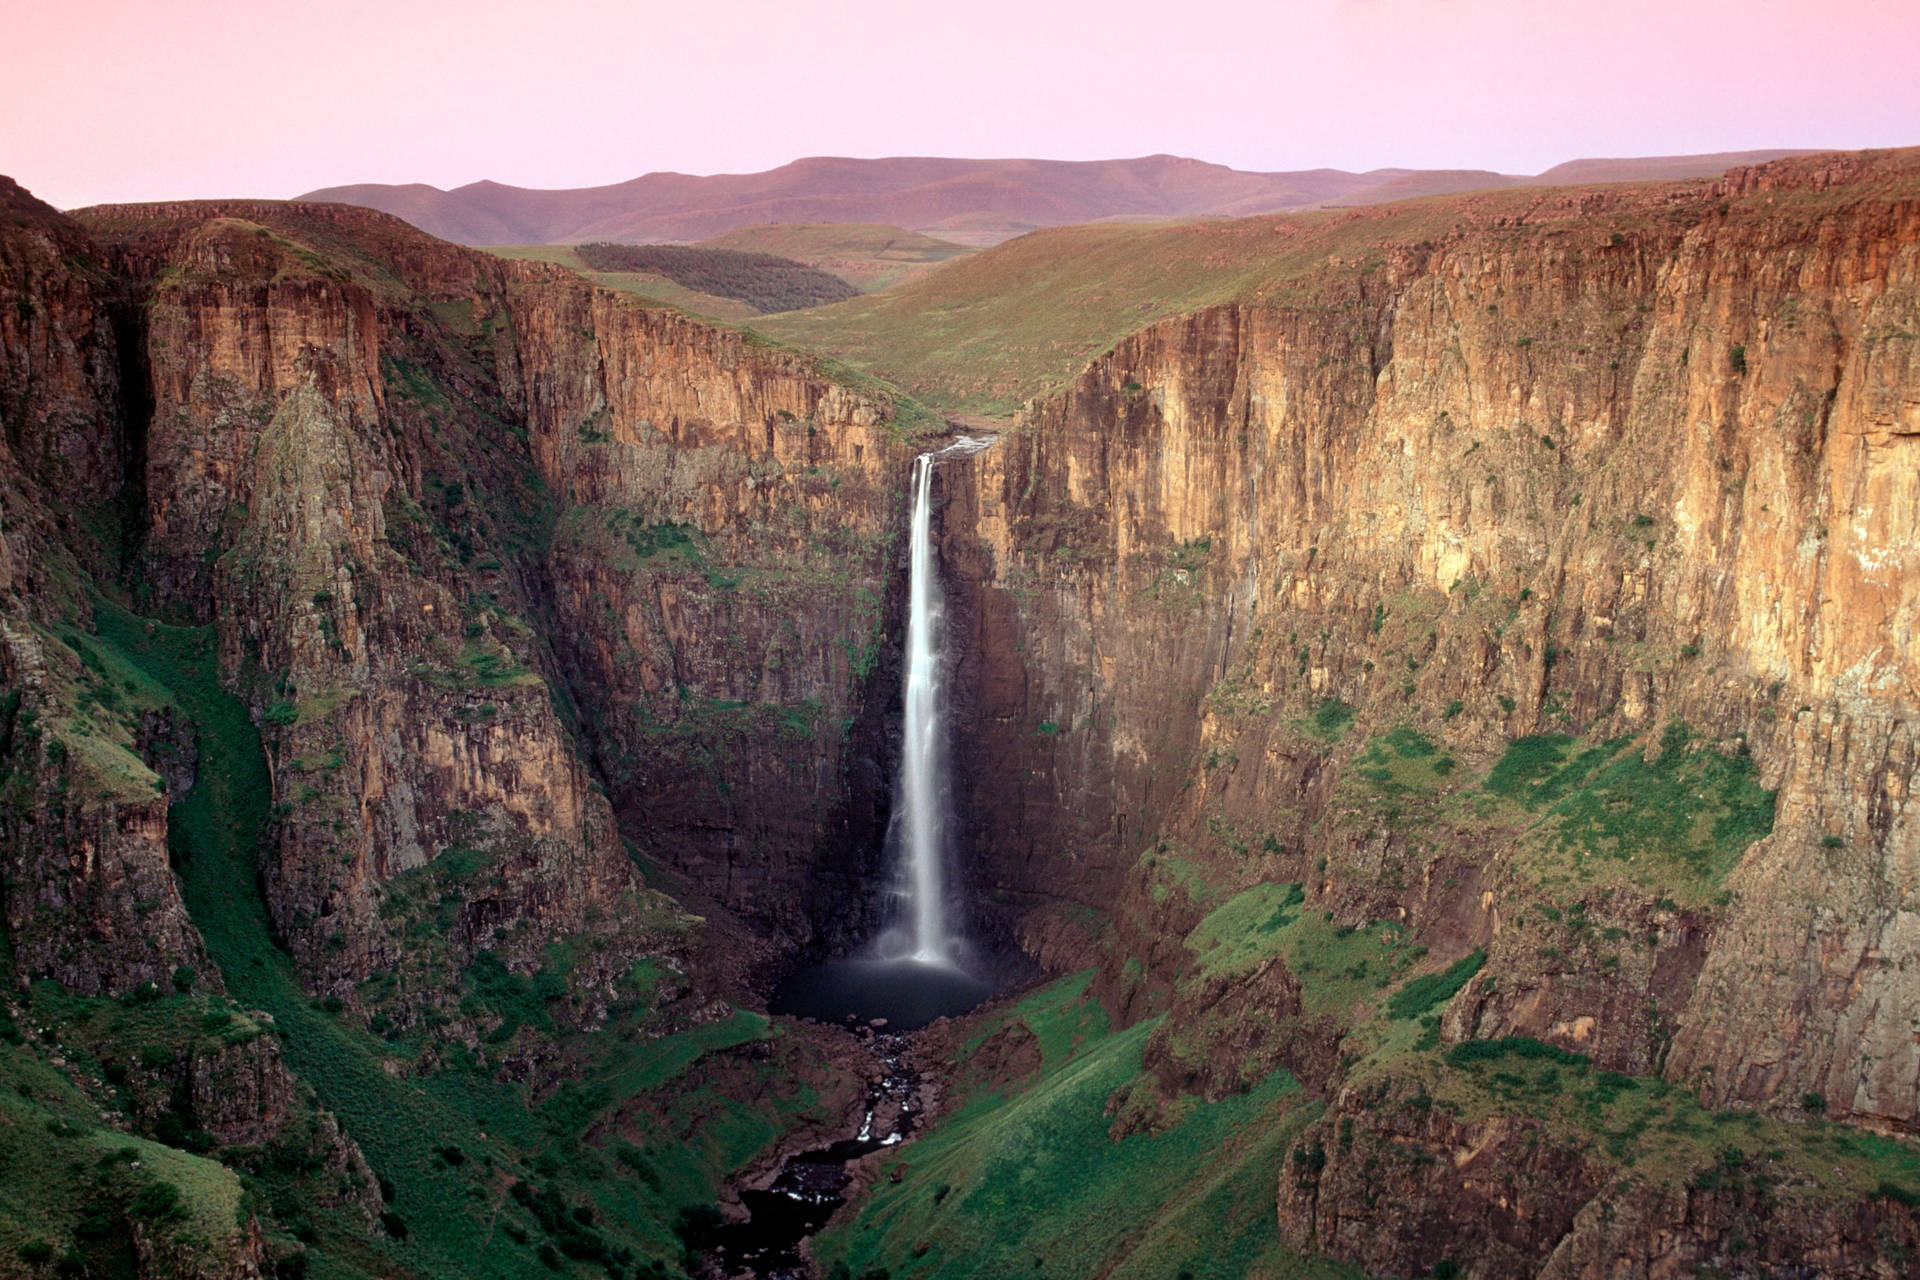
[892,437,991,967]
[768,435,996,1029]
[899,451,949,963]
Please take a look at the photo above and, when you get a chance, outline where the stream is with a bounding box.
[703,1031,923,1279]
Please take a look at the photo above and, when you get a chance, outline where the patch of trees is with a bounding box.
[575,243,860,313]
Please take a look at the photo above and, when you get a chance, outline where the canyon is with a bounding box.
[0,147,1917,1280]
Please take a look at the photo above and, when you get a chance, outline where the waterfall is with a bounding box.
[888,437,991,969]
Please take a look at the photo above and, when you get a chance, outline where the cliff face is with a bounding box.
[927,151,1920,1270]
[1,185,896,1280]
[0,180,213,997]
[0,183,935,1028]
[55,205,646,1014]
[503,280,922,949]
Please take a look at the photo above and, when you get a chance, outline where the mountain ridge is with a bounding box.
[296,149,1818,246]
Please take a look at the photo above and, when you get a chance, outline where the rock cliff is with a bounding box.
[925,149,1920,1271]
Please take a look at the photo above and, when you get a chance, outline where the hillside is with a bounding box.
[297,149,1814,247]
[483,243,763,320]
[756,150,1903,415]
[570,243,860,313]
[695,222,972,291]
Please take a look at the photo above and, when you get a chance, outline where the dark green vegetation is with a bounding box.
[574,244,860,314]
[0,598,834,1280]
[1385,950,1484,1021]
[1485,725,1775,896]
[815,974,1355,1280]
[694,223,973,292]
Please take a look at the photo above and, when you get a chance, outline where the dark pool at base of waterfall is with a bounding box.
[770,957,995,1030]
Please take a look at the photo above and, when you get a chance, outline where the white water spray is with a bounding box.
[889,437,992,968]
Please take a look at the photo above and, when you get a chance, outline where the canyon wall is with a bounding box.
[929,151,1920,1269]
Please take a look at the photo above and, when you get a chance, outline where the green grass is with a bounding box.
[956,971,1107,1077]
[0,1013,255,1278]
[1484,724,1775,896]
[816,976,1354,1280]
[1413,1040,1920,1202]
[1184,885,1418,1019]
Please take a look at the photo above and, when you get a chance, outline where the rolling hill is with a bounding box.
[298,150,1815,247]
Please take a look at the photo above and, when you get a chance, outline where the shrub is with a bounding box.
[1387,950,1485,1020]
[1308,698,1355,740]
[128,1180,187,1223]
[1446,1036,1591,1069]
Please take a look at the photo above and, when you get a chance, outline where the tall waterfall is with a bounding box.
[890,437,990,968]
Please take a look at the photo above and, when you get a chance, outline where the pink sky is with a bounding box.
[4,0,1917,210]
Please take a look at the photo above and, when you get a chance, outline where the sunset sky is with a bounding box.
[5,0,1916,209]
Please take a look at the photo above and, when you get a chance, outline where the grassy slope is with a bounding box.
[70,597,822,1280]
[751,199,1509,415]
[818,717,1905,1276]
[815,973,1354,1280]
[695,224,973,292]
[0,1017,255,1279]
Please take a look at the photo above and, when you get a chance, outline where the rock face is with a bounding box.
[920,151,1920,1271]
[503,276,922,949]
[0,179,211,998]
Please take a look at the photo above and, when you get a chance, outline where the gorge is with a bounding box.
[1,146,1919,1280]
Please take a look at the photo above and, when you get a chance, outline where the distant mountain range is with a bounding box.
[298,150,1816,247]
